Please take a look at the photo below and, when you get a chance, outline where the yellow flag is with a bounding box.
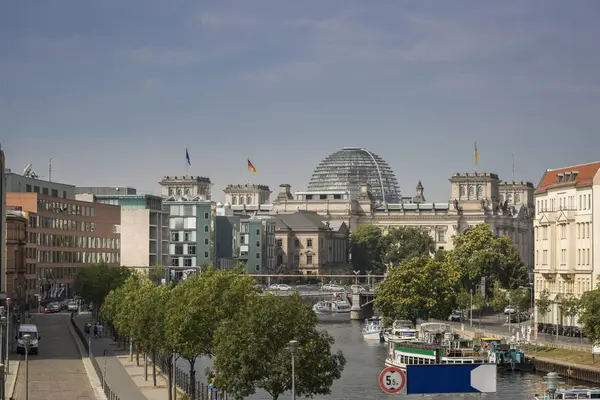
[474,142,479,166]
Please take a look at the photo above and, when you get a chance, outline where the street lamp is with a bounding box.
[0,314,6,373]
[366,270,372,289]
[5,298,10,374]
[23,334,32,400]
[103,349,108,390]
[288,340,298,400]
[352,270,360,287]
[0,363,4,400]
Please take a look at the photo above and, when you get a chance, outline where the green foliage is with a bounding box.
[164,268,259,362]
[446,223,528,291]
[490,281,509,312]
[210,294,346,400]
[375,257,460,324]
[559,294,581,327]
[381,227,435,266]
[148,265,166,284]
[508,287,531,312]
[578,286,600,345]
[455,290,471,312]
[535,289,552,323]
[434,249,448,262]
[350,225,385,274]
[73,263,133,307]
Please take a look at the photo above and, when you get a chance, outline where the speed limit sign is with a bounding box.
[379,366,406,394]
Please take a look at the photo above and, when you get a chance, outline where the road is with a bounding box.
[12,313,95,400]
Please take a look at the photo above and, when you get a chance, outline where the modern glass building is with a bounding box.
[307,147,401,203]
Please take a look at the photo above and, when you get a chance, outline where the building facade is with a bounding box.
[1,146,6,294]
[82,194,169,269]
[274,211,350,275]
[533,162,600,326]
[215,204,241,270]
[5,210,26,302]
[5,169,75,199]
[163,195,215,268]
[239,216,276,274]
[6,192,120,299]
[224,184,272,206]
[227,174,535,269]
[159,176,212,200]
[76,186,137,196]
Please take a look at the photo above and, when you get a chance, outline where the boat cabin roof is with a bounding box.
[481,337,501,341]
[555,388,600,399]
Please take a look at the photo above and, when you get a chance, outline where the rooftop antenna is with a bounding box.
[23,164,32,177]
[48,158,52,182]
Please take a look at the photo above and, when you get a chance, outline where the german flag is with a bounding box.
[247,159,257,174]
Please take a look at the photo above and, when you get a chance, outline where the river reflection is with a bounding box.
[179,320,582,399]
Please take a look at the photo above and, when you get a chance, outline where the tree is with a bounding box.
[535,289,552,324]
[349,225,385,274]
[381,227,435,266]
[508,287,531,313]
[559,294,581,328]
[434,249,448,262]
[490,281,509,312]
[210,294,346,400]
[164,268,258,400]
[148,265,166,284]
[578,285,600,347]
[446,223,528,292]
[374,257,460,325]
[74,264,132,315]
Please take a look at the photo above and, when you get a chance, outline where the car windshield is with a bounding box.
[18,331,36,339]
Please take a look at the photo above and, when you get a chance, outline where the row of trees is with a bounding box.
[76,265,345,400]
[372,223,530,324]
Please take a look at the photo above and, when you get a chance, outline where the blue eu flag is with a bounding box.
[186,148,191,166]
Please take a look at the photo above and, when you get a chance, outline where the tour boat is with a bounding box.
[384,322,487,369]
[533,388,600,399]
[382,320,418,343]
[312,300,351,321]
[362,317,385,341]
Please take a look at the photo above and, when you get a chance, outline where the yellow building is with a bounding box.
[274,211,349,274]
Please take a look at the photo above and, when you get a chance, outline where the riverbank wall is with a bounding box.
[528,355,600,384]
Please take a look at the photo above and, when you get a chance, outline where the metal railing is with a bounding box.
[153,353,229,400]
[69,314,121,400]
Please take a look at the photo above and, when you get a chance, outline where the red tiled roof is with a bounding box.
[535,161,600,194]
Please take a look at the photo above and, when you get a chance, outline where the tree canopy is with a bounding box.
[535,289,552,324]
[381,227,435,266]
[445,223,528,292]
[349,225,385,274]
[374,257,460,324]
[210,294,346,400]
[578,285,600,346]
[73,263,132,307]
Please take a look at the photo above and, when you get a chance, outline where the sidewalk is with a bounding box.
[5,359,20,399]
[74,313,177,400]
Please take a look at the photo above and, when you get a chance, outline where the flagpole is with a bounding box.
[512,153,515,181]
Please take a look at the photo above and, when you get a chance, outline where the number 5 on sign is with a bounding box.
[379,366,406,394]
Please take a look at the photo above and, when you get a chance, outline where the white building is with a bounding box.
[533,161,600,326]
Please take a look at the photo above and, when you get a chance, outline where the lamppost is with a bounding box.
[288,340,298,400]
[0,313,6,372]
[23,334,32,400]
[5,298,10,374]
[352,270,360,287]
[366,270,372,289]
[103,349,108,390]
[0,363,4,400]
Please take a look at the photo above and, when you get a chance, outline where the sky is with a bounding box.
[2,1,600,202]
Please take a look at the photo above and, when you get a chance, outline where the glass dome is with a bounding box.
[308,147,401,203]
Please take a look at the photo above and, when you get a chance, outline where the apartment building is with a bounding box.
[6,192,120,299]
[533,161,600,325]
[239,216,276,274]
[5,210,26,302]
[275,211,350,275]
[215,203,241,270]
[163,195,215,268]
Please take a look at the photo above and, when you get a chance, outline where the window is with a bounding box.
[183,258,192,267]
[560,225,566,239]
[204,251,209,258]
[51,189,58,197]
[26,184,32,192]
[306,255,313,264]
[277,239,283,247]
[561,249,566,265]
[256,241,260,247]
[240,235,245,244]
[256,229,260,235]
[578,249,581,265]
[543,250,548,264]
[204,212,209,219]
[589,194,592,210]
[184,232,190,241]
[307,239,313,247]
[204,238,209,245]
[256,252,260,259]
[295,239,300,247]
[171,232,180,242]
[437,230,445,242]
[183,205,194,216]
[204,225,209,232]
[188,245,196,255]
[171,258,179,266]
[175,244,184,255]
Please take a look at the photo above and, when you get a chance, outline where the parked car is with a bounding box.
[67,301,78,312]
[350,285,366,293]
[448,310,463,322]
[504,305,516,315]
[322,284,345,292]
[268,284,292,291]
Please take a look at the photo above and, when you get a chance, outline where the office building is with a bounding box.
[78,193,169,269]
[76,186,137,196]
[239,216,276,275]
[5,168,75,199]
[6,193,120,299]
[5,210,26,302]
[215,204,241,270]
[533,161,600,326]
[275,211,350,274]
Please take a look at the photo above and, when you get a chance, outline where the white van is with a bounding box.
[16,324,41,355]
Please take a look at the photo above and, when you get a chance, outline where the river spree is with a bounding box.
[179,319,580,399]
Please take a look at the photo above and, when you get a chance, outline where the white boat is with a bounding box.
[382,320,417,343]
[362,317,385,341]
[384,322,487,370]
[313,300,351,321]
[534,388,600,399]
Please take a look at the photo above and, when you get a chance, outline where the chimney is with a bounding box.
[277,184,293,201]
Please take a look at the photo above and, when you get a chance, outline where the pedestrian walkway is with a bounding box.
[5,359,20,399]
